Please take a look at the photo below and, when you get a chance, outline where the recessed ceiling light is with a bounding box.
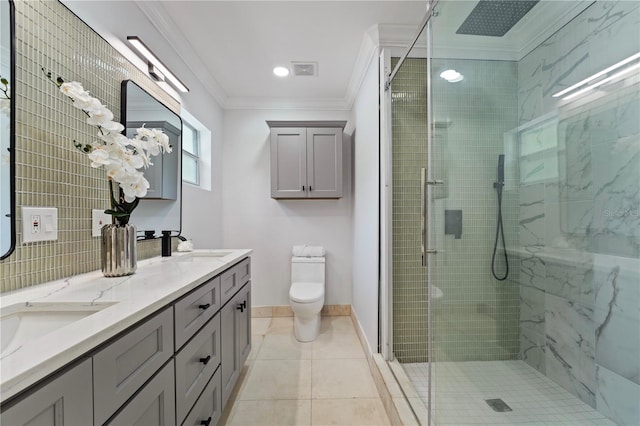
[440,69,464,83]
[273,66,290,77]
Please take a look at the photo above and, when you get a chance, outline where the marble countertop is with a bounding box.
[0,249,252,402]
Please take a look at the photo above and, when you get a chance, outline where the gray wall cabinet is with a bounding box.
[1,257,251,426]
[268,121,346,199]
[0,359,93,426]
[127,120,181,200]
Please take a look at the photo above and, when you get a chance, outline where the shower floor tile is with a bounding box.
[402,361,616,425]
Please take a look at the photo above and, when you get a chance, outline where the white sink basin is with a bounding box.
[0,302,116,356]
[174,251,235,262]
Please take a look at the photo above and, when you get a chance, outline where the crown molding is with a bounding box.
[224,97,350,111]
[134,1,229,108]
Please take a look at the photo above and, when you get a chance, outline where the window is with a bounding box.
[182,121,200,185]
[180,108,211,190]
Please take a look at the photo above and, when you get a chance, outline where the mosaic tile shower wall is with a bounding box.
[429,58,520,362]
[391,58,429,362]
[0,0,180,293]
[516,2,640,424]
[391,57,520,363]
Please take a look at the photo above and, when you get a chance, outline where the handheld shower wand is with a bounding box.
[491,155,509,281]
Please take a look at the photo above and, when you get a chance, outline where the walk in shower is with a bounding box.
[384,1,640,424]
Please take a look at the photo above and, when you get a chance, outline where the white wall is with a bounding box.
[221,109,353,307]
[350,54,380,353]
[180,97,224,249]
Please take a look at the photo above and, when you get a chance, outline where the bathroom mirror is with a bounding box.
[121,80,182,238]
[0,0,14,260]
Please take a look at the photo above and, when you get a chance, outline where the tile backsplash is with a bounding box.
[0,0,179,292]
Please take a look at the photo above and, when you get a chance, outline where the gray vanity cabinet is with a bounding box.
[221,282,251,408]
[1,256,251,426]
[105,360,176,426]
[0,359,93,426]
[268,121,346,199]
[93,307,174,426]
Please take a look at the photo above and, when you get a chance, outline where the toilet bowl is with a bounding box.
[289,256,325,342]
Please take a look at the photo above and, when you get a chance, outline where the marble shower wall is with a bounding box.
[517,2,640,425]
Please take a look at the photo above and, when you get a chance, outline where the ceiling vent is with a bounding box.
[291,62,317,77]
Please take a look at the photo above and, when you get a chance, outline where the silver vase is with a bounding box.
[101,224,137,277]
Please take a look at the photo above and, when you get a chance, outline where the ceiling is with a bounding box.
[62,0,589,110]
[64,1,427,109]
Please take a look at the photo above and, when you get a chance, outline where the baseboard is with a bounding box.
[251,304,351,318]
[350,308,421,425]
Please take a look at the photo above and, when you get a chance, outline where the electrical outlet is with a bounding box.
[92,209,112,237]
[22,207,58,243]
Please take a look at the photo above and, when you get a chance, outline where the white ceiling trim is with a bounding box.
[134,1,229,108]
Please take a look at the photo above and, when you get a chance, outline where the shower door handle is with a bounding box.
[422,168,440,266]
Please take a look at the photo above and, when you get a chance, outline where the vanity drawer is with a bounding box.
[175,276,220,350]
[105,359,175,426]
[181,367,222,426]
[175,314,221,424]
[93,307,174,426]
[221,257,250,306]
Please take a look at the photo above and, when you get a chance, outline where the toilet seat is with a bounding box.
[289,282,324,303]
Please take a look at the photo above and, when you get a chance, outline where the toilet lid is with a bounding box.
[289,282,324,303]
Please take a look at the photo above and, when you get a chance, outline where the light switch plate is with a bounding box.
[22,206,58,243]
[92,209,112,237]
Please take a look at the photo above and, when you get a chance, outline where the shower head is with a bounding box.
[456,0,540,37]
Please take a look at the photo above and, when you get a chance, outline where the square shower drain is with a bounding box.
[485,398,513,412]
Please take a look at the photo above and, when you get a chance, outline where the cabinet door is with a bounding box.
[220,297,239,409]
[106,360,175,426]
[175,314,221,424]
[306,127,343,198]
[93,307,174,425]
[180,367,222,426]
[175,276,220,350]
[0,359,93,426]
[270,127,307,198]
[236,283,252,366]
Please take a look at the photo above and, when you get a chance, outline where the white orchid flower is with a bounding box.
[120,173,150,202]
[88,146,111,168]
[86,105,115,127]
[100,120,125,134]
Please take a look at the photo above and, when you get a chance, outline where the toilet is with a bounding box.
[289,256,325,342]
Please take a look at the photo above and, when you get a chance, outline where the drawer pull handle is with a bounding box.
[199,355,212,365]
[198,303,210,310]
[200,417,212,426]
[236,301,247,312]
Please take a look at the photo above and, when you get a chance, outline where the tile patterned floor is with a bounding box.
[403,360,617,425]
[222,316,391,426]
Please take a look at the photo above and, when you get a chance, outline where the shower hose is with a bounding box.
[491,182,509,281]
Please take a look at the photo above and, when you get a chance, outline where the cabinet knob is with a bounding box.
[198,303,210,310]
[309,186,312,191]
[236,301,246,312]
[200,417,212,426]
[302,185,305,191]
[199,355,212,365]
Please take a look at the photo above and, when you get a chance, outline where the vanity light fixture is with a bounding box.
[148,62,165,82]
[273,66,290,77]
[552,52,640,100]
[127,36,189,93]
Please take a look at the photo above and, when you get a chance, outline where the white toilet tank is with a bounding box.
[291,256,325,284]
